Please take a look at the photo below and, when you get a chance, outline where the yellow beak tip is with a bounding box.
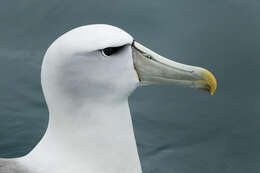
[210,90,215,95]
[203,69,217,95]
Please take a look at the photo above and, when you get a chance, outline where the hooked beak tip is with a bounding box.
[201,68,217,95]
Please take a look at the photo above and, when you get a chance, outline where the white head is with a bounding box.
[41,25,139,113]
[41,24,217,113]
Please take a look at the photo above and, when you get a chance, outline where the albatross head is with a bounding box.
[41,24,216,111]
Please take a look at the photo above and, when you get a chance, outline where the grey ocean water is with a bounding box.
[1,0,260,173]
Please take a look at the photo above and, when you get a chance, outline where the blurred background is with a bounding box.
[0,0,259,172]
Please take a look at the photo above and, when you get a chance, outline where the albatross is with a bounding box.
[0,24,217,173]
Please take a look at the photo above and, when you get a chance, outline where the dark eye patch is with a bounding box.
[102,45,125,56]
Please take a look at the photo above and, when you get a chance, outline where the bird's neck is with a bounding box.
[18,100,142,173]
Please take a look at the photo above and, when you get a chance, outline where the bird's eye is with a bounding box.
[101,45,124,56]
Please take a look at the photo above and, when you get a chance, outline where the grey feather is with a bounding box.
[0,159,30,173]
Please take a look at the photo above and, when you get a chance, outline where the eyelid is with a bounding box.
[101,45,125,56]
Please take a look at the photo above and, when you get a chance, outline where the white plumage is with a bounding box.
[0,24,216,173]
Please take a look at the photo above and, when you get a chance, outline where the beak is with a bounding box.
[132,41,217,95]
